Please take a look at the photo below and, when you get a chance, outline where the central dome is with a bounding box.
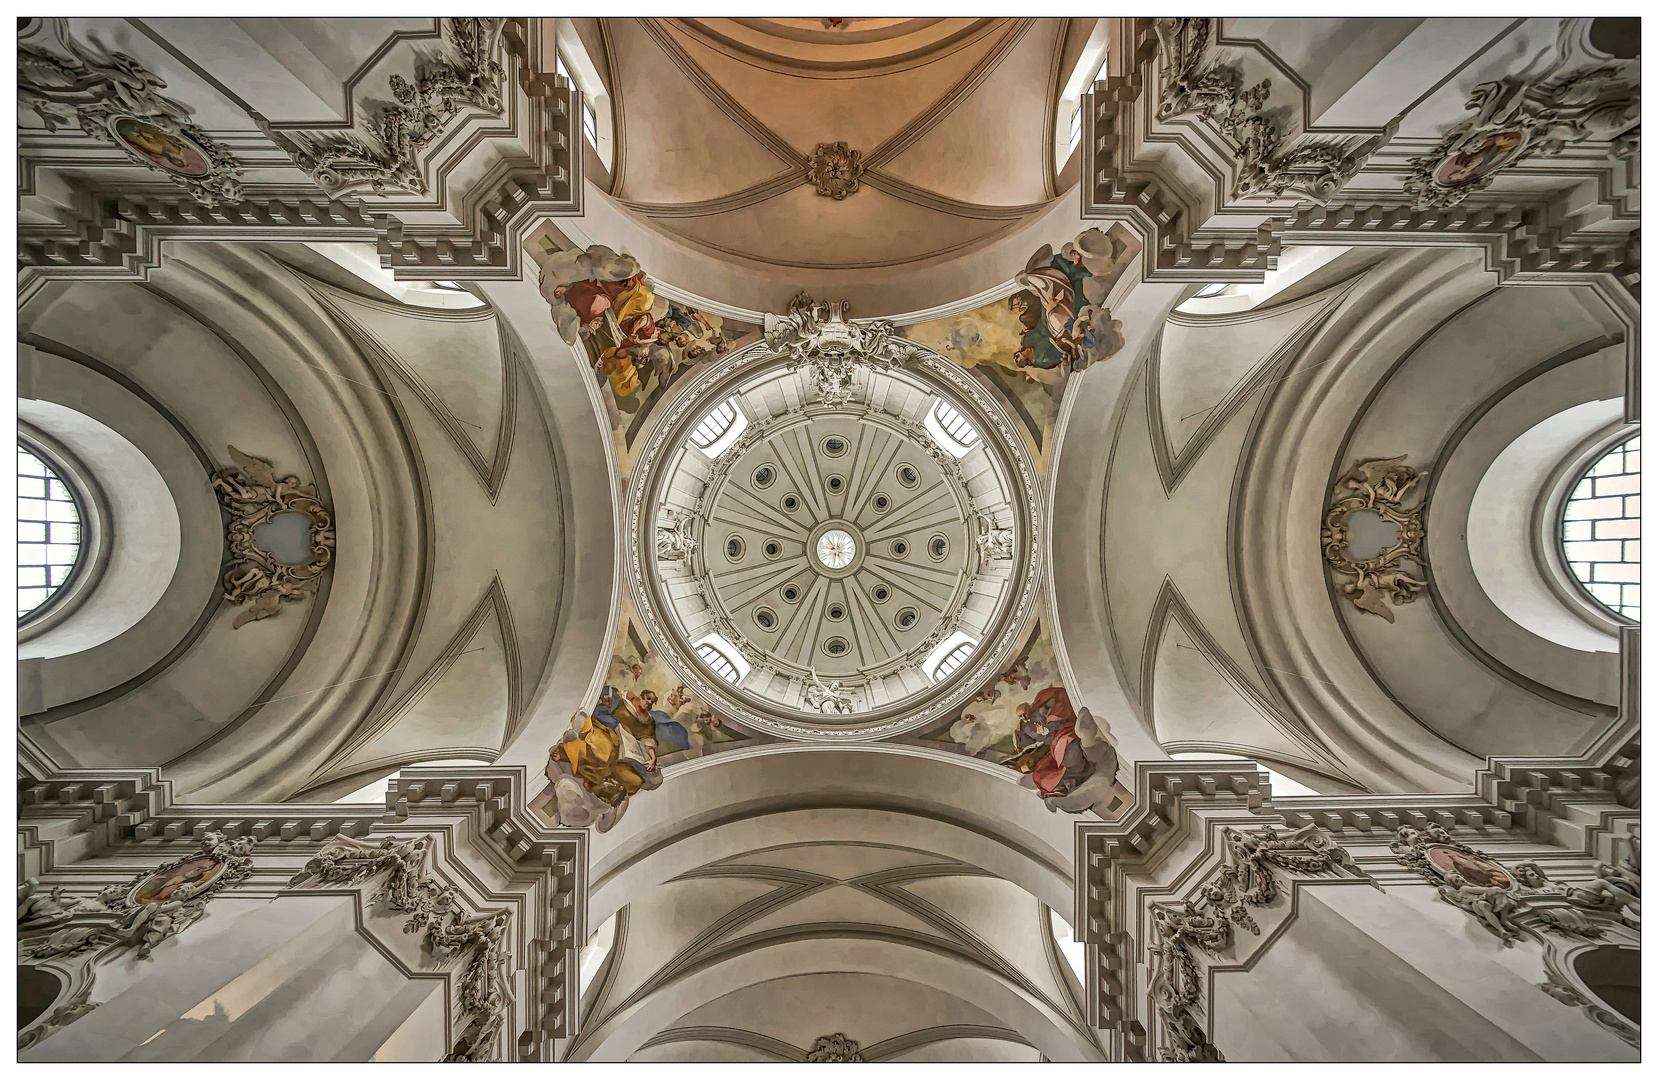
[625,315,1043,740]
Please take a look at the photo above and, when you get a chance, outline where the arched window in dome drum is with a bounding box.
[932,641,974,682]
[689,400,739,449]
[696,642,741,684]
[931,401,980,447]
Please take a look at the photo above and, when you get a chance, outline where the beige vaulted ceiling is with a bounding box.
[604,17,1068,270]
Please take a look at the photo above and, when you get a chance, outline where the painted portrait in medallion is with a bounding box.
[132,855,223,905]
[110,116,214,178]
[1433,129,1527,187]
[1425,844,1514,890]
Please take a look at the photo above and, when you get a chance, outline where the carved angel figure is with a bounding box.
[655,508,698,562]
[18,878,86,930]
[975,512,1015,561]
[802,666,854,715]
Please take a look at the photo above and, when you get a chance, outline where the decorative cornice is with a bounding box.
[20,27,244,207]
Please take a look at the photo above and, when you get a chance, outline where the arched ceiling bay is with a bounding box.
[605,17,1067,271]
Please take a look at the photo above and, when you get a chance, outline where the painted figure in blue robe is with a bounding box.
[1012,248,1094,371]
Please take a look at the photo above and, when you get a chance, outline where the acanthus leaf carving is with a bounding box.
[806,141,865,200]
[1148,824,1366,1062]
[1153,17,1391,205]
[1321,455,1429,622]
[19,26,244,207]
[1405,60,1639,210]
[763,293,920,409]
[806,1032,863,1062]
[288,834,516,1062]
[283,18,506,197]
[20,829,253,964]
[212,444,336,629]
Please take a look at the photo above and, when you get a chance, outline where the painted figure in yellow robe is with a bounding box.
[549,711,656,806]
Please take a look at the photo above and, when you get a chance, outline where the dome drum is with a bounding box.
[626,328,1043,741]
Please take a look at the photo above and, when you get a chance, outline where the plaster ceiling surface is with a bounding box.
[605,17,1067,271]
[626,331,1043,742]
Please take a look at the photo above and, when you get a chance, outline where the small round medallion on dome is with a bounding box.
[817,529,856,569]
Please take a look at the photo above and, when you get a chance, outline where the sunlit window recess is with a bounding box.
[921,630,977,683]
[923,399,979,458]
[688,398,750,458]
[693,632,750,685]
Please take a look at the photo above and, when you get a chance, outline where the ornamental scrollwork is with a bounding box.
[1153,18,1391,204]
[1321,455,1428,623]
[806,1033,863,1062]
[288,834,516,1062]
[212,445,336,629]
[655,508,698,562]
[1404,61,1639,210]
[806,141,865,200]
[764,293,921,409]
[1149,824,1365,1062]
[20,830,253,964]
[283,18,505,196]
[1390,823,1640,950]
[18,26,244,206]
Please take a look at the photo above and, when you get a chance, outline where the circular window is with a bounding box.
[826,602,847,621]
[826,474,846,495]
[890,538,909,558]
[754,607,778,631]
[816,529,857,570]
[781,584,803,603]
[894,606,919,630]
[782,493,802,513]
[1561,434,1639,622]
[927,534,950,561]
[820,435,849,458]
[762,538,783,560]
[872,492,891,513]
[725,535,746,561]
[822,635,849,657]
[753,464,777,488]
[870,584,891,603]
[18,441,86,622]
[896,464,919,488]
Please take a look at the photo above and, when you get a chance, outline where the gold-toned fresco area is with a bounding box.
[908,606,1128,818]
[905,224,1139,463]
[530,595,760,831]
[527,227,762,476]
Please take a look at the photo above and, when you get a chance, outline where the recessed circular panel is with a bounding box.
[625,339,1044,740]
[927,533,950,561]
[724,535,746,561]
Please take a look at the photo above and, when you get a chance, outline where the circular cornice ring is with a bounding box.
[624,336,1045,742]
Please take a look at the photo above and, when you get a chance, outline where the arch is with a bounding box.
[569,936,1104,1062]
[585,746,1080,923]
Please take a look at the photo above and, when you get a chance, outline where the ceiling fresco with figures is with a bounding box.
[12,14,1642,1067]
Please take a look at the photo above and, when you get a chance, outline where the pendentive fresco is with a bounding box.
[13,15,1640,1065]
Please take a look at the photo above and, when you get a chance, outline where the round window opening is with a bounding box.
[1561,434,1639,622]
[17,442,85,622]
[816,529,856,570]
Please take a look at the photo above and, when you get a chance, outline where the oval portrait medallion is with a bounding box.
[1433,129,1527,187]
[131,855,224,905]
[110,116,213,178]
[1424,844,1513,890]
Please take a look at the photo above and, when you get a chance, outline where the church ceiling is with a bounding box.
[603,17,1069,270]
